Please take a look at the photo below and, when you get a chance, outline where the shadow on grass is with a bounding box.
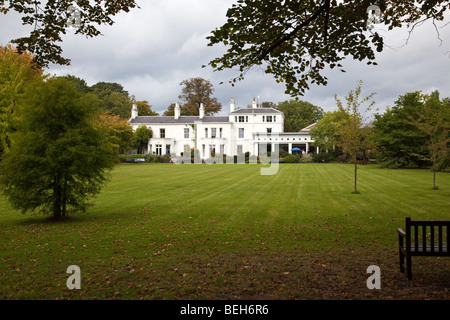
[14,212,101,226]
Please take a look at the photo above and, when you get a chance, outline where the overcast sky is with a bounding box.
[1,0,449,116]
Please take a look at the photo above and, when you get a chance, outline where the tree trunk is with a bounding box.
[53,175,62,219]
[433,170,436,190]
[354,157,358,193]
[62,175,67,216]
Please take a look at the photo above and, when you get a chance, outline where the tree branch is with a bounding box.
[255,2,329,61]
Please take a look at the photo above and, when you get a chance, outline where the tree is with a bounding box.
[1,0,139,67]
[406,91,450,189]
[91,82,133,119]
[132,125,152,154]
[178,78,222,115]
[0,77,116,219]
[0,45,43,158]
[135,100,159,116]
[95,111,134,154]
[335,80,376,193]
[206,0,449,96]
[61,74,91,93]
[310,110,343,152]
[276,100,324,132]
[371,92,430,168]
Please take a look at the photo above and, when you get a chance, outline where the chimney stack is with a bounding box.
[174,102,180,120]
[230,97,235,113]
[199,103,205,119]
[131,103,138,119]
[252,97,257,108]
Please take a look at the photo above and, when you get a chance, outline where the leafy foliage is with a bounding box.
[132,125,153,154]
[310,111,343,151]
[1,0,140,67]
[275,99,323,132]
[135,100,159,116]
[405,92,450,188]
[178,78,222,116]
[0,45,43,157]
[334,80,376,193]
[372,92,430,169]
[206,0,450,96]
[0,77,116,218]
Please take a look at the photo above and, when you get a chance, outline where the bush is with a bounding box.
[300,153,312,163]
[279,150,289,159]
[284,154,300,163]
[312,152,337,163]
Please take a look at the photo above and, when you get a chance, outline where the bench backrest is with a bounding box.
[405,217,449,253]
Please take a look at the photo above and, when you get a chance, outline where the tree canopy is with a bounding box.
[164,78,222,116]
[0,45,43,157]
[206,0,450,96]
[1,0,140,67]
[276,100,324,132]
[0,77,116,218]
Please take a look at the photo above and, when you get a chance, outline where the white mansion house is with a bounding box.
[128,97,318,159]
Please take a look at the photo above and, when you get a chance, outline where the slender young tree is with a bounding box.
[406,92,450,189]
[335,80,376,193]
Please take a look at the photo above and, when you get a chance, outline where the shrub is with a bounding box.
[301,153,312,163]
[284,154,299,163]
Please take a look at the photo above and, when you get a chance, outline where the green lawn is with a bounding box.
[0,163,449,299]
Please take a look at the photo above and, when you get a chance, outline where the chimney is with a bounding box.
[230,97,235,113]
[252,97,257,108]
[174,102,180,120]
[131,103,138,119]
[199,103,205,119]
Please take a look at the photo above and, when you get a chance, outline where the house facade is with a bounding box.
[128,97,318,159]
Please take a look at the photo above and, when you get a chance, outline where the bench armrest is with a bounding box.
[397,228,405,237]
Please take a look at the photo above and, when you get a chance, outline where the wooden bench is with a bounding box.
[397,217,449,280]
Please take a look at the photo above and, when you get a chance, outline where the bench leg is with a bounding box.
[399,249,405,273]
[406,255,412,280]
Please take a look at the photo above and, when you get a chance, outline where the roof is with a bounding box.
[299,123,317,133]
[129,116,229,124]
[230,108,283,114]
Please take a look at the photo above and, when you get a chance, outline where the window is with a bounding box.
[156,144,162,155]
[184,128,189,139]
[238,128,244,138]
[238,116,245,122]
[274,116,276,122]
[246,116,248,122]
[211,128,216,138]
[237,145,243,154]
[219,128,223,138]
[160,128,165,138]
[202,144,206,155]
[266,116,273,122]
[166,145,171,155]
[267,128,272,134]
[205,128,208,138]
[209,144,215,156]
